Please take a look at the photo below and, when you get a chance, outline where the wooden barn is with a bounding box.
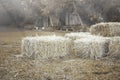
[35,1,84,31]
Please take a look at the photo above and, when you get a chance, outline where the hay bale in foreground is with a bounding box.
[109,37,120,59]
[65,32,92,40]
[35,36,72,60]
[90,22,120,37]
[22,36,72,59]
[74,36,110,59]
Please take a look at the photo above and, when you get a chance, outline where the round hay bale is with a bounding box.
[22,36,72,60]
[108,37,120,60]
[90,22,120,37]
[74,36,110,59]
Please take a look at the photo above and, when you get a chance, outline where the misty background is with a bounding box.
[0,0,120,29]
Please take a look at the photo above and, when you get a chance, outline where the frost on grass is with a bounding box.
[74,36,110,59]
[65,32,92,40]
[22,35,72,60]
[90,22,120,37]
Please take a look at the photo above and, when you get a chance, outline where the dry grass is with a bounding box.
[0,30,120,80]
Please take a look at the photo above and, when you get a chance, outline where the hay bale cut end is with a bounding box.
[22,37,37,59]
[109,37,120,60]
[74,36,110,59]
[22,36,72,60]
[90,22,120,37]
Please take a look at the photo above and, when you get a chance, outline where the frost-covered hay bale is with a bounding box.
[22,36,72,60]
[109,37,120,59]
[35,36,72,60]
[90,22,120,37]
[65,32,92,40]
[22,37,37,58]
[74,36,110,59]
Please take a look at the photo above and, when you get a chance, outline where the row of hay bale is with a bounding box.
[22,22,120,60]
[22,36,72,60]
[22,32,96,60]
[65,32,120,60]
[22,33,120,60]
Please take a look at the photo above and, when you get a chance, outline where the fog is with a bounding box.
[0,0,120,28]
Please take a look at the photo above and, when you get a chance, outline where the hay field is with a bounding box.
[0,30,120,80]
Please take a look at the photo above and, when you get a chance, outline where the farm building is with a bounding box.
[34,1,84,31]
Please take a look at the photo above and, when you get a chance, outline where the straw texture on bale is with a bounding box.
[74,36,110,59]
[90,22,120,37]
[65,32,92,40]
[22,37,37,58]
[108,37,120,59]
[22,36,72,59]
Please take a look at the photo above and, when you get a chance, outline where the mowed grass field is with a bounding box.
[0,30,120,80]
